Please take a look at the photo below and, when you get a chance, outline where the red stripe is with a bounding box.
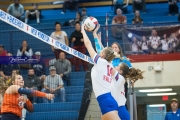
[94,55,100,63]
[127,53,180,63]
[115,74,119,81]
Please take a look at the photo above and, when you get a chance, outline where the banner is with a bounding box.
[122,25,180,55]
[0,9,94,64]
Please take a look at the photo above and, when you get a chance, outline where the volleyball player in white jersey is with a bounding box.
[92,25,144,120]
[81,24,120,120]
[112,62,143,120]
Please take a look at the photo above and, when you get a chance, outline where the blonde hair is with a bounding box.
[103,47,116,62]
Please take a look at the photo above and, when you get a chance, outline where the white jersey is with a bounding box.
[141,42,148,50]
[111,71,126,106]
[161,39,168,50]
[91,54,113,98]
[149,36,160,46]
[131,43,139,52]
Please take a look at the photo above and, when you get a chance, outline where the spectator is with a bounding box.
[0,44,7,56]
[24,68,42,104]
[132,10,143,24]
[32,51,46,83]
[17,40,33,57]
[70,22,88,71]
[165,98,180,120]
[61,0,78,14]
[25,4,40,24]
[140,36,149,54]
[169,33,179,52]
[50,22,69,59]
[111,42,132,68]
[148,29,161,54]
[113,0,129,14]
[17,40,33,69]
[161,34,169,53]
[49,58,56,66]
[168,0,179,16]
[112,9,127,38]
[132,0,146,13]
[81,8,88,21]
[41,66,66,103]
[0,53,19,80]
[5,69,20,88]
[7,0,24,21]
[131,37,139,55]
[54,51,71,86]
[63,12,82,26]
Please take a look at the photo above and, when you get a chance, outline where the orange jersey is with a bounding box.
[1,93,23,117]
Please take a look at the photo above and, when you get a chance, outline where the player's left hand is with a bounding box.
[93,24,100,34]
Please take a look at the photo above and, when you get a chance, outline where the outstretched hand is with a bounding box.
[93,24,100,34]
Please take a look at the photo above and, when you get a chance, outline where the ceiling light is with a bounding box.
[149,104,165,107]
[147,93,177,96]
[139,88,172,93]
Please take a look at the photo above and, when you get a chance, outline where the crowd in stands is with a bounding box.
[130,30,180,54]
[6,0,180,25]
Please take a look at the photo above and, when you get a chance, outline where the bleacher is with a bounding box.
[0,0,179,120]
[26,72,86,120]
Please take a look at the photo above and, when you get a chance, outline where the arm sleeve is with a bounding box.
[94,38,103,55]
[18,88,46,97]
[93,54,100,64]
[17,49,22,56]
[24,99,33,112]
[112,71,125,84]
[63,31,67,36]
[25,48,33,57]
[113,71,119,81]
[64,60,71,75]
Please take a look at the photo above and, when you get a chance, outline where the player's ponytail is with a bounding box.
[103,47,115,62]
[125,68,144,83]
[120,63,144,83]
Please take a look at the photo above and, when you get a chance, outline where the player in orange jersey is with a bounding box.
[1,74,54,120]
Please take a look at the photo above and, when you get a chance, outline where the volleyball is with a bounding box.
[84,17,99,32]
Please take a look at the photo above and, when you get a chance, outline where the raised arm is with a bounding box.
[6,85,54,100]
[93,25,104,54]
[81,23,97,59]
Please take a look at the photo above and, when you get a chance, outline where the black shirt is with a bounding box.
[132,18,143,24]
[70,30,84,46]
